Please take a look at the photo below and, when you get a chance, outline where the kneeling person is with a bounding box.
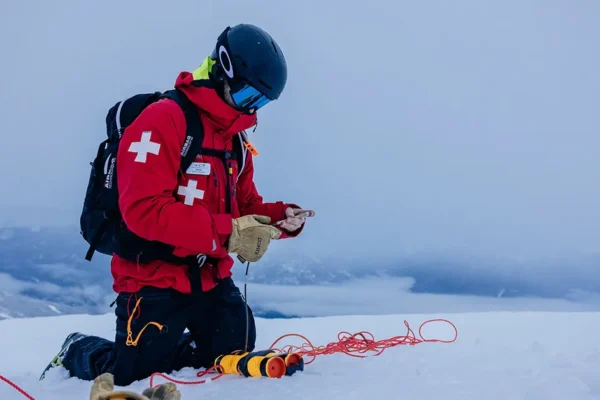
[40,24,309,386]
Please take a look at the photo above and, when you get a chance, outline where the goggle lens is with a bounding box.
[230,83,271,111]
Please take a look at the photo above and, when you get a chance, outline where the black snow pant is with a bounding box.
[62,274,256,386]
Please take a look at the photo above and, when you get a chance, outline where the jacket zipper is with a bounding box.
[224,155,232,214]
[213,168,220,213]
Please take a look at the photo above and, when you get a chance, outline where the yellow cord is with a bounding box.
[126,297,164,347]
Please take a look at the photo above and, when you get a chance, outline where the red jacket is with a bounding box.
[112,70,301,294]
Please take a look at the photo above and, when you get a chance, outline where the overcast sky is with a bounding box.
[1,0,599,265]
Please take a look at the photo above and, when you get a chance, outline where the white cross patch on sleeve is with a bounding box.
[128,131,161,163]
[177,180,205,206]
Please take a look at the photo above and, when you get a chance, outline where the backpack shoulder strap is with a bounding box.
[233,132,247,178]
[106,92,163,140]
[160,89,205,173]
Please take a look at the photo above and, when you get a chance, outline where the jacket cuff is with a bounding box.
[278,225,304,238]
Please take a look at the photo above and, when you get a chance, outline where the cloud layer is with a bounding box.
[1,1,599,284]
[244,277,600,318]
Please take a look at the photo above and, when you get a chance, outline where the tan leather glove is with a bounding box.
[141,384,181,400]
[227,215,282,262]
[90,373,181,400]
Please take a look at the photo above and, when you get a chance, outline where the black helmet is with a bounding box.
[210,24,287,113]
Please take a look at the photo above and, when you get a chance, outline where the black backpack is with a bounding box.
[80,89,245,264]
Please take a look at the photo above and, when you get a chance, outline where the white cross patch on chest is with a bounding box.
[128,131,161,163]
[177,180,205,206]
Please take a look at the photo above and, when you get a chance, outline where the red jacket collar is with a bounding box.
[174,71,257,137]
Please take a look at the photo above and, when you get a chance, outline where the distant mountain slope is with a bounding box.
[0,226,599,319]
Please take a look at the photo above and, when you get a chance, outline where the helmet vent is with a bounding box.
[271,40,279,55]
[259,79,272,90]
[234,55,249,69]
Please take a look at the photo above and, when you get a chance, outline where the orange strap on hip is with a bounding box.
[126,297,164,347]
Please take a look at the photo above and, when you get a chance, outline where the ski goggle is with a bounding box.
[211,27,272,113]
[229,81,271,112]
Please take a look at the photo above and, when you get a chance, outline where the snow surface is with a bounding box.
[0,312,599,399]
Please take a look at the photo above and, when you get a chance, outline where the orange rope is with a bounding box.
[149,365,224,388]
[268,318,458,365]
[149,318,458,387]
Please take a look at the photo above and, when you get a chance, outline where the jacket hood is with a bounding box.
[174,65,257,137]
